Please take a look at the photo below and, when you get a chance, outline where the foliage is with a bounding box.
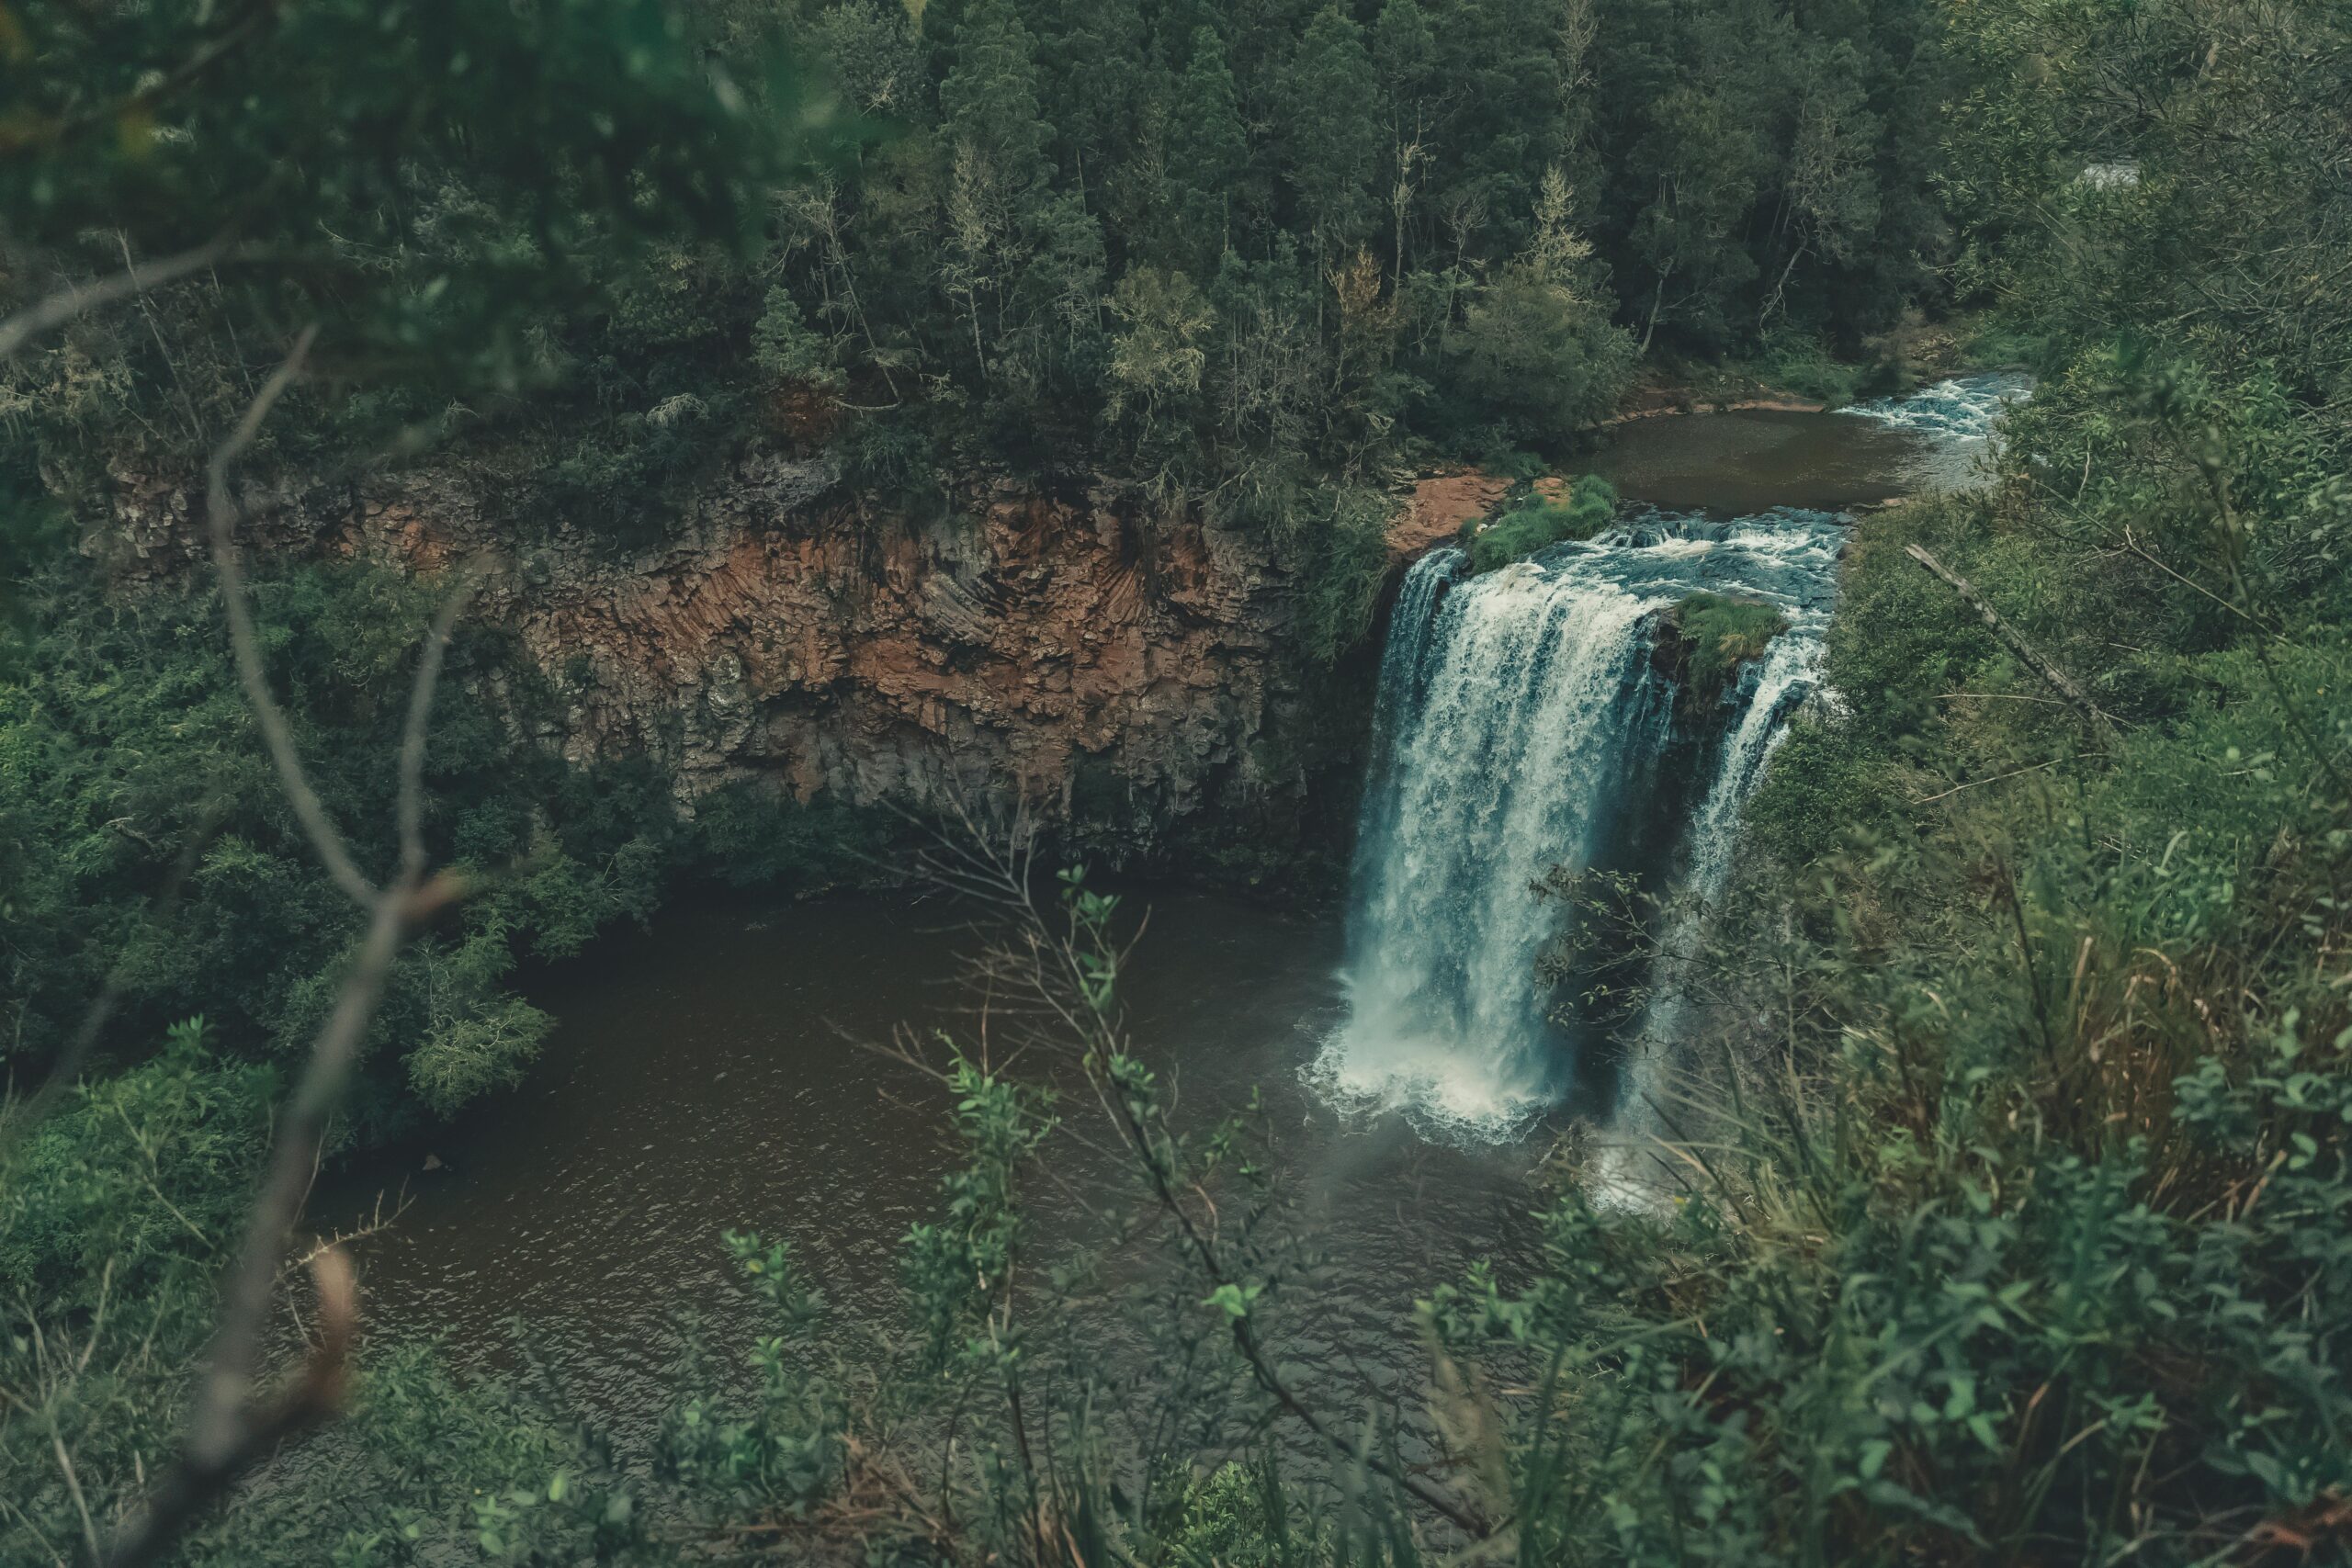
[1465,476,1617,573]
[1666,592,1787,712]
[1658,7,2352,1556]
[1747,328,1880,406]
[0,1025,660,1566]
[15,1,2352,1564]
[650,867,1315,1564]
[7,0,1962,560]
[1294,485,1400,665]
[0,559,679,1136]
[0,0,840,530]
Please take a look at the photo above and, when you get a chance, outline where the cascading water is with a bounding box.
[1309,507,1844,1139]
[1849,370,2032,491]
[1311,373,2027,1144]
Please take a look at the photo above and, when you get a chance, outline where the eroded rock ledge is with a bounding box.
[108,454,1379,876]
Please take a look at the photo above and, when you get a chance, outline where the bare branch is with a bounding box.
[50,1425,101,1565]
[397,576,477,878]
[0,235,237,361]
[103,344,474,1566]
[205,323,380,907]
[104,1248,360,1568]
[1904,543,2120,749]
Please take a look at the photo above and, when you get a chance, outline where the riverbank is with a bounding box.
[1612,313,2033,423]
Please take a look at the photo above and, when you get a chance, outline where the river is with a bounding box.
[317,372,2027,1443]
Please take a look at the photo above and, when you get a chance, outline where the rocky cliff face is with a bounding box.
[111,453,1385,879]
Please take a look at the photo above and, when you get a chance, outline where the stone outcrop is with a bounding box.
[1388,469,1509,559]
[112,452,1379,875]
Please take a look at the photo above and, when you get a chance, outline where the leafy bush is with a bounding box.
[1465,476,1618,573]
[2,1025,650,1567]
[1750,327,1875,405]
[1293,484,1399,664]
[1667,592,1789,710]
[0,558,877,1140]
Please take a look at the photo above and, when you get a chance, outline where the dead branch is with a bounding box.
[102,1249,357,1568]
[1911,754,2078,806]
[1904,543,2120,749]
[101,333,472,1568]
[202,323,384,906]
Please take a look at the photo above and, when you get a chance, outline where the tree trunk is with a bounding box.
[1639,262,1674,357]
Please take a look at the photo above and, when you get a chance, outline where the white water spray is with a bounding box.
[1847,371,2031,491]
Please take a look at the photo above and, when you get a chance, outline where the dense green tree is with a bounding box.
[1443,170,1635,441]
[1165,27,1251,275]
[1277,7,1385,264]
[1623,84,1772,352]
[1759,39,1881,328]
[1372,0,1440,280]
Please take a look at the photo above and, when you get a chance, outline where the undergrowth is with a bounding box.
[1667,592,1789,712]
[1467,476,1618,573]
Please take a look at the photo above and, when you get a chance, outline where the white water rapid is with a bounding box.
[1849,370,2032,491]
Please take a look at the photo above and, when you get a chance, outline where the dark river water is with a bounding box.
[1590,405,1924,511]
[321,893,1554,1445]
[315,378,2024,1443]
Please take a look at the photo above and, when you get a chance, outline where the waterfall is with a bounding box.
[1590,629,1819,1197]
[1309,509,1844,1140]
[1311,373,2028,1145]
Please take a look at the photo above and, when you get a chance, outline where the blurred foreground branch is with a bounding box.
[100,332,471,1568]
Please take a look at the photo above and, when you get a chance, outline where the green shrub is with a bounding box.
[1667,591,1788,709]
[1295,484,1398,662]
[1466,475,1618,572]
[1751,328,1874,405]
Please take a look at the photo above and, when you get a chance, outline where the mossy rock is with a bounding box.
[1658,592,1789,713]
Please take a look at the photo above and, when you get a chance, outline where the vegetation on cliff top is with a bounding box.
[1464,475,1618,573]
[1664,591,1787,712]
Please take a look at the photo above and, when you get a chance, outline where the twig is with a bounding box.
[1904,543,2120,749]
[1911,755,2074,805]
[2112,526,2278,635]
[1935,691,2072,705]
[204,323,377,906]
[103,335,471,1568]
[104,1249,359,1568]
[920,808,1499,1540]
[50,1425,102,1565]
[0,234,238,360]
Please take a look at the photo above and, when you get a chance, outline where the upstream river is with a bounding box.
[316,373,2026,1444]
